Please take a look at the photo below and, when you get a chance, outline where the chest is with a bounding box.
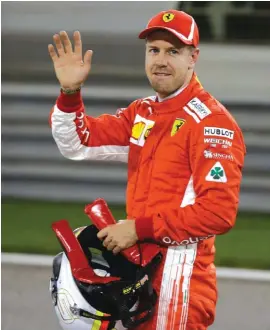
[129,111,192,166]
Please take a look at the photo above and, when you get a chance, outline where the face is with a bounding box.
[145,30,199,99]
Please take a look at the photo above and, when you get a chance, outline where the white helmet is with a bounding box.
[49,221,162,330]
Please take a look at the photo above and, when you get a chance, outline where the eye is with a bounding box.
[149,48,159,54]
[169,49,179,55]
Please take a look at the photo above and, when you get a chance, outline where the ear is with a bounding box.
[189,47,200,70]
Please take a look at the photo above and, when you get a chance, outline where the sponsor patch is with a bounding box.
[144,123,155,139]
[188,98,211,119]
[130,114,155,147]
[75,112,90,144]
[204,138,232,147]
[204,127,234,140]
[162,234,214,246]
[131,122,146,140]
[203,150,234,161]
[205,162,227,182]
[171,118,186,136]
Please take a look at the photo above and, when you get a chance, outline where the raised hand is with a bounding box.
[48,31,93,90]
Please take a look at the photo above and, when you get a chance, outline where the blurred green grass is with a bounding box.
[2,198,270,270]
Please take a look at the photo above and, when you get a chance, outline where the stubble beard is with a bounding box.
[150,78,183,99]
[151,82,171,98]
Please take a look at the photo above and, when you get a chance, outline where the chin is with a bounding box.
[152,80,185,97]
[152,85,174,97]
[150,82,166,92]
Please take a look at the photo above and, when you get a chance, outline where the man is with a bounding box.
[49,9,246,329]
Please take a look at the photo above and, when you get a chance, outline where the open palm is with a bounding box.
[48,31,93,90]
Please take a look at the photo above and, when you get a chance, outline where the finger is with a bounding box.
[53,33,65,56]
[106,240,117,251]
[112,246,122,255]
[84,50,93,72]
[97,228,108,239]
[84,50,93,64]
[48,44,58,62]
[59,31,73,54]
[74,31,82,57]
[102,236,112,248]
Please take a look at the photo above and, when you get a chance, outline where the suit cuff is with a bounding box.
[135,216,154,240]
[56,90,83,113]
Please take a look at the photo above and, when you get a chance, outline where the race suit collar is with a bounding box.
[157,85,187,102]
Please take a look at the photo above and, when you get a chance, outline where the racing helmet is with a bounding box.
[50,221,162,330]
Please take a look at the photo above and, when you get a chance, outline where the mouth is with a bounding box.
[153,73,171,77]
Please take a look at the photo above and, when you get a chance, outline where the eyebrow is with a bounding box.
[146,44,182,50]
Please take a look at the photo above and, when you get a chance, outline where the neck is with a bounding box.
[157,70,194,101]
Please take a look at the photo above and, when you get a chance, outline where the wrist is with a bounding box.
[57,89,83,113]
[61,86,82,95]
[135,216,154,240]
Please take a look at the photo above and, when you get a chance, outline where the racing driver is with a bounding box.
[48,9,246,330]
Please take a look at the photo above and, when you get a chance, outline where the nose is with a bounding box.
[155,51,168,67]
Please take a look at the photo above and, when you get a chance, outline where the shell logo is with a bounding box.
[131,122,146,140]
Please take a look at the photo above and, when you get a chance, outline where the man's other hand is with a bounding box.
[97,220,138,255]
[48,31,93,90]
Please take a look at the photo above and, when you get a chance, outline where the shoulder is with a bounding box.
[125,96,157,117]
[135,96,156,107]
[187,93,246,154]
[114,98,142,117]
[122,96,156,110]
[185,92,242,132]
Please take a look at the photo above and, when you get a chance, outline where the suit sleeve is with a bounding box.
[135,113,246,244]
[49,90,136,162]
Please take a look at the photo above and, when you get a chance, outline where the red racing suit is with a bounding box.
[50,74,246,330]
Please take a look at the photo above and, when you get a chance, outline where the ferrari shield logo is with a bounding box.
[163,12,175,23]
[171,119,185,136]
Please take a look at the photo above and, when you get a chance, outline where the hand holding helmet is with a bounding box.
[50,198,162,330]
[85,198,161,267]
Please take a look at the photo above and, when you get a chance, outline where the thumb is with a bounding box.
[84,50,93,69]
